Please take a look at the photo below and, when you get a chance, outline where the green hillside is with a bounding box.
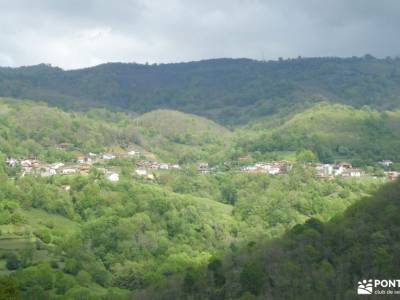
[1,57,400,124]
[235,103,400,164]
[166,179,400,299]
[0,146,382,299]
[0,97,398,299]
[0,98,231,163]
[135,109,232,163]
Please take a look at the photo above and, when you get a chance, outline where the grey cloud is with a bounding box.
[0,0,399,69]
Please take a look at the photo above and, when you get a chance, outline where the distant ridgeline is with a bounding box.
[0,98,231,164]
[234,103,400,164]
[1,56,400,124]
[1,97,400,165]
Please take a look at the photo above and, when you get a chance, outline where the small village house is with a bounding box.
[341,168,362,177]
[106,172,119,182]
[171,164,181,170]
[159,163,169,170]
[128,150,139,156]
[61,168,77,175]
[198,162,210,173]
[135,169,147,176]
[102,153,116,160]
[6,158,19,167]
[50,162,64,170]
[378,160,393,167]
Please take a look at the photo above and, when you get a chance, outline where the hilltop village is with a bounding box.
[5,149,182,182]
[5,148,399,182]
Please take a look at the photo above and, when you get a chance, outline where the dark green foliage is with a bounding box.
[5,253,21,270]
[0,276,20,300]
[239,262,264,296]
[0,96,398,299]
[176,179,400,299]
[2,57,400,125]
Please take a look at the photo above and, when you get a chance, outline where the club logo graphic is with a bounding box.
[358,279,373,295]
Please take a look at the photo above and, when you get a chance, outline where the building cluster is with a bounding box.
[378,160,393,167]
[315,162,363,179]
[6,158,91,177]
[134,160,181,179]
[5,148,144,180]
[315,161,400,181]
[135,160,181,171]
[6,156,123,182]
[240,161,293,175]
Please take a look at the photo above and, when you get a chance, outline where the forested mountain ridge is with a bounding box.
[234,103,400,164]
[0,97,397,299]
[1,56,400,124]
[0,98,231,163]
[1,55,400,299]
[2,97,400,165]
[151,178,400,300]
[0,156,382,299]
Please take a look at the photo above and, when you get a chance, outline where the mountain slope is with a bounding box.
[235,103,400,163]
[153,179,400,300]
[0,98,231,163]
[135,110,232,162]
[1,57,400,124]
[137,109,231,141]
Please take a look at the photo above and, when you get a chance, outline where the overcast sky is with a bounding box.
[0,0,399,69]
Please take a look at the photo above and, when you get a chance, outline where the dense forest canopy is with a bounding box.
[1,56,400,124]
[154,179,400,300]
[0,56,400,299]
[234,103,400,164]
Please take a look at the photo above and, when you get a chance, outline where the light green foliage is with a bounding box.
[135,109,232,163]
[174,180,400,300]
[0,97,396,299]
[235,103,400,163]
[0,98,231,163]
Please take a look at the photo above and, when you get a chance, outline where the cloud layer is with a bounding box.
[1,0,399,69]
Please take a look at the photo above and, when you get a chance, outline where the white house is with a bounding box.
[266,166,280,175]
[378,160,393,167]
[106,172,119,182]
[40,168,57,177]
[102,153,116,160]
[20,160,33,168]
[6,158,19,167]
[135,169,147,176]
[349,169,362,177]
[198,162,210,173]
[61,168,77,175]
[334,166,346,176]
[342,168,362,177]
[50,162,64,170]
[323,164,334,175]
[241,166,258,173]
[159,163,169,170]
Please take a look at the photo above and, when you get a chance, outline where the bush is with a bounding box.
[34,229,52,244]
[6,253,21,270]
